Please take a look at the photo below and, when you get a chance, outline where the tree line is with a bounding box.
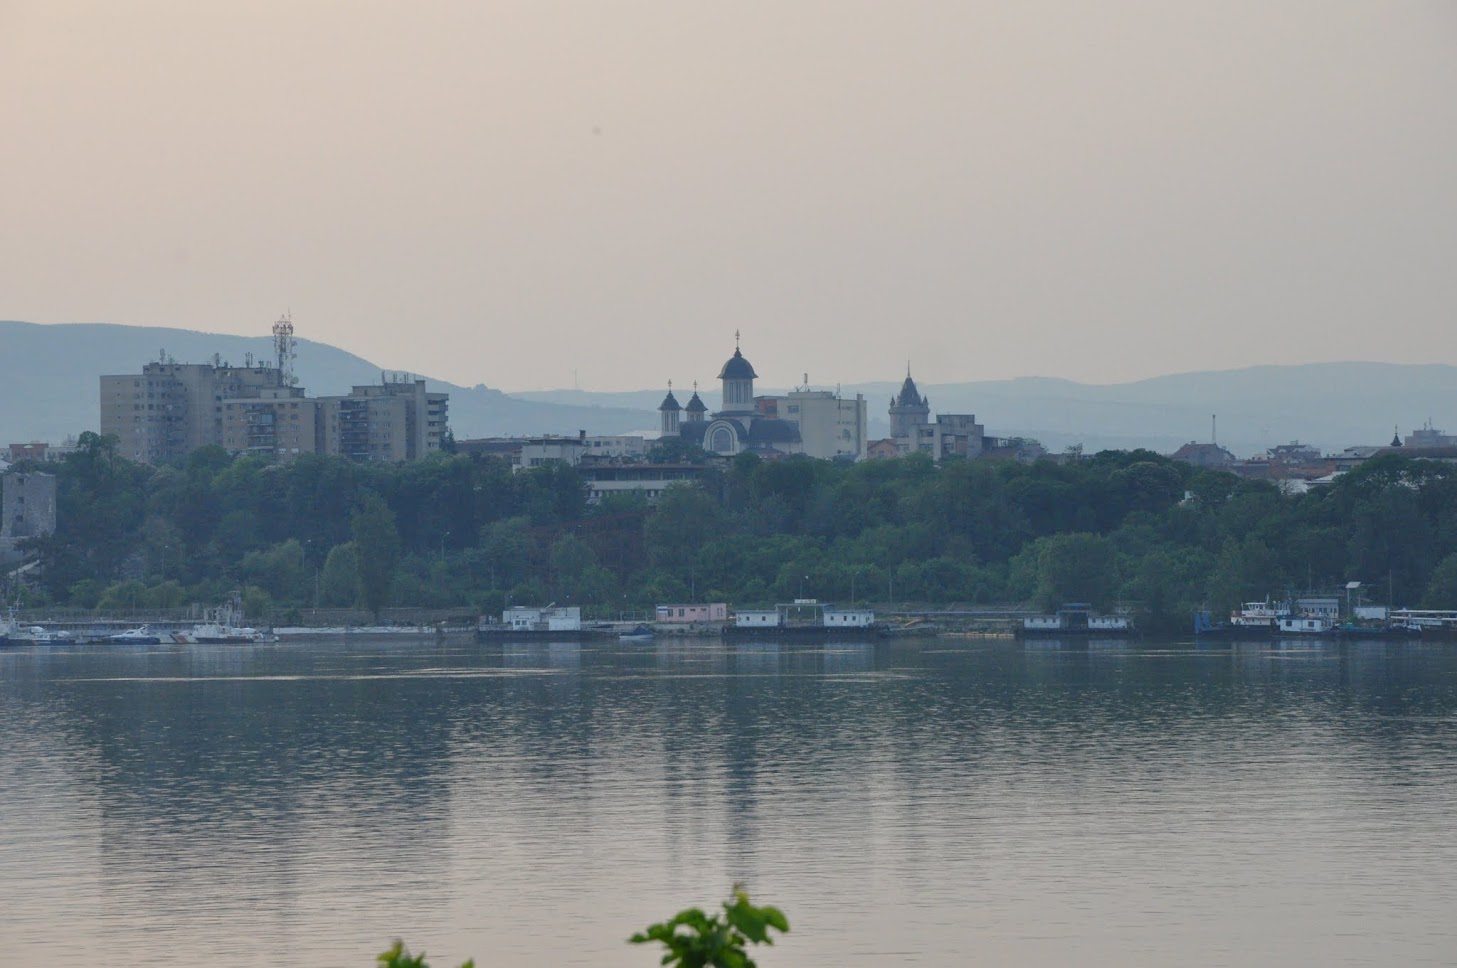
[12,431,1457,630]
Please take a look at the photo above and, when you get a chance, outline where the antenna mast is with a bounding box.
[272,312,298,386]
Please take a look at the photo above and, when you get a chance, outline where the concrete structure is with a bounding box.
[6,440,78,463]
[1404,423,1457,448]
[578,464,710,503]
[102,360,292,463]
[1267,441,1323,463]
[583,435,650,460]
[1170,442,1236,468]
[824,608,876,627]
[0,471,56,565]
[907,413,985,460]
[220,389,319,459]
[734,609,781,627]
[888,369,985,460]
[502,605,581,632]
[762,389,868,461]
[317,377,448,463]
[518,435,588,468]
[103,352,448,464]
[514,434,652,470]
[655,603,728,624]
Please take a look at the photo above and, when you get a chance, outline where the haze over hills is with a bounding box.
[3,321,1454,458]
[0,321,652,445]
[512,365,1457,457]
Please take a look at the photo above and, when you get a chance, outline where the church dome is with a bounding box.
[658,389,681,411]
[685,391,707,413]
[717,347,758,381]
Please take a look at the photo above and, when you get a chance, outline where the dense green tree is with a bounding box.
[1029,532,1120,611]
[1421,552,1457,609]
[352,494,401,619]
[320,542,362,607]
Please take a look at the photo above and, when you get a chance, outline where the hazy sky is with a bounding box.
[3,2,1454,392]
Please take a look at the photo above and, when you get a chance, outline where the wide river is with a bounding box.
[2,635,1455,967]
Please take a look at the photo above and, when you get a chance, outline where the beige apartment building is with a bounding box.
[101,362,448,464]
[317,379,449,462]
[101,362,294,463]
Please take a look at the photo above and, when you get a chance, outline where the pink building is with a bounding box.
[655,603,728,624]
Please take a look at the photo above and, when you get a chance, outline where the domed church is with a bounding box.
[659,335,806,457]
[658,334,870,460]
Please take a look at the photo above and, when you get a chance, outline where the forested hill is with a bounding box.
[0,320,655,443]
[16,436,1457,633]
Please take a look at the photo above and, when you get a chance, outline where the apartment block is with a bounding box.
[101,361,448,464]
[317,378,449,462]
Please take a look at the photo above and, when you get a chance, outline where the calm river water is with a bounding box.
[2,635,1455,967]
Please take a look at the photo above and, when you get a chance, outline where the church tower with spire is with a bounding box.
[658,382,682,437]
[717,330,758,414]
[684,382,707,424]
[889,365,931,442]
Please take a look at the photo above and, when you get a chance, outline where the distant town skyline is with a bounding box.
[3,2,1454,393]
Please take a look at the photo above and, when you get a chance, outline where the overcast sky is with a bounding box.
[2,2,1454,392]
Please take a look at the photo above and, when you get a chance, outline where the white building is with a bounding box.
[767,389,867,461]
[656,603,728,624]
[500,606,582,631]
[824,608,876,627]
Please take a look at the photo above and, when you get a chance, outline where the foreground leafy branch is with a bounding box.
[377,940,473,968]
[376,888,786,968]
[629,886,790,968]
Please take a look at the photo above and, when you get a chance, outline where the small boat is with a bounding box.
[108,625,163,645]
[11,625,63,645]
[173,594,277,644]
[618,624,655,641]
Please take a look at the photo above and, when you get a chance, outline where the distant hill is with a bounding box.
[3,321,1453,457]
[0,321,656,444]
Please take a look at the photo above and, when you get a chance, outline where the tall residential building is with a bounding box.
[220,388,320,459]
[317,378,449,462]
[101,361,293,463]
[101,358,449,464]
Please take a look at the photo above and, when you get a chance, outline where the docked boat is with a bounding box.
[172,595,277,644]
[108,626,163,645]
[1276,615,1335,636]
[0,613,63,646]
[1020,603,1134,639]
[722,600,880,639]
[1194,600,1291,638]
[476,605,611,640]
[618,624,655,642]
[173,622,276,644]
[1335,622,1423,639]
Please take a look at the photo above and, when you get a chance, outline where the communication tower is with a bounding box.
[273,312,298,385]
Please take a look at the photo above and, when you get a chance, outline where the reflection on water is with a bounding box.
[2,636,1456,967]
